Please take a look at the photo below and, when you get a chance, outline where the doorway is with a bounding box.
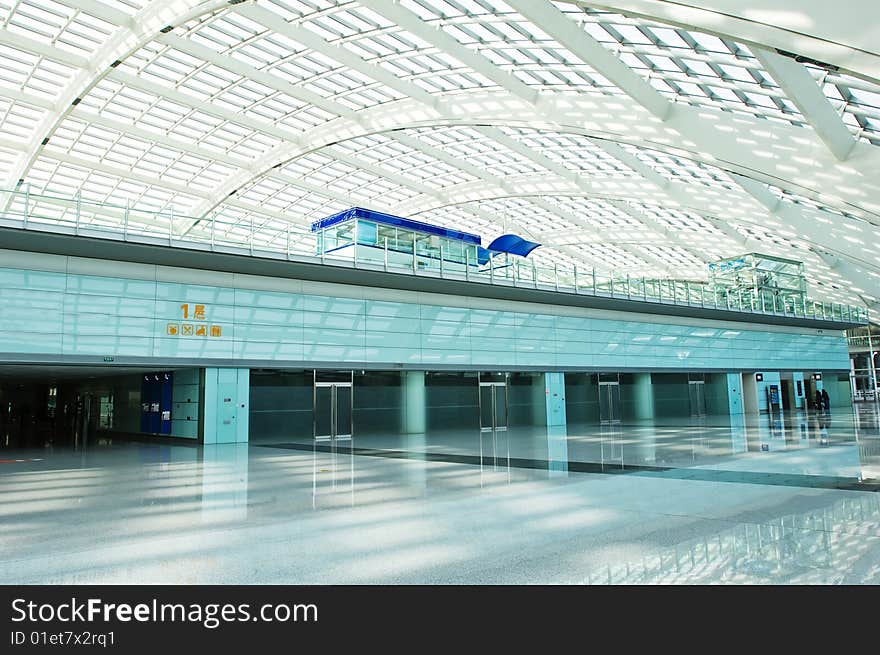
[313,371,353,441]
[478,373,508,432]
[780,379,792,411]
[688,377,707,417]
[598,373,621,424]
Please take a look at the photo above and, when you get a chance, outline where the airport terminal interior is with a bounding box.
[1,0,880,584]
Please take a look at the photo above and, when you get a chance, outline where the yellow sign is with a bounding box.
[180,303,207,320]
[166,304,222,338]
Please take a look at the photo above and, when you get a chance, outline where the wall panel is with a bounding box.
[0,258,852,373]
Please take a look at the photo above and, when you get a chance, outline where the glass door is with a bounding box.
[334,383,352,440]
[478,373,508,432]
[313,371,353,441]
[599,381,621,424]
[688,381,707,417]
[479,383,494,432]
[493,383,508,432]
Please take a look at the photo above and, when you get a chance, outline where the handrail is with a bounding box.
[0,187,868,325]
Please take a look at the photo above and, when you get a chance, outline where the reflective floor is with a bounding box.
[1,406,879,584]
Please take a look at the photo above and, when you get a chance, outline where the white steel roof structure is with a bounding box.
[1,0,879,309]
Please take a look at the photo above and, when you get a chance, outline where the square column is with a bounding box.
[791,372,806,409]
[543,372,567,427]
[202,368,249,444]
[726,373,744,415]
[401,370,426,434]
[632,373,655,420]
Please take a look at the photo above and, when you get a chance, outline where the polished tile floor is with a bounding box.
[1,406,879,584]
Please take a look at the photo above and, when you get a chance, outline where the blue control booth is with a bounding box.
[311,207,540,273]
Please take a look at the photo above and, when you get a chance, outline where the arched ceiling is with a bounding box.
[1,0,879,311]
[568,1,880,84]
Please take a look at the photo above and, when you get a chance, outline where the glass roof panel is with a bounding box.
[0,0,874,306]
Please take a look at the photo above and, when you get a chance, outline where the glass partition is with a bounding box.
[0,186,865,325]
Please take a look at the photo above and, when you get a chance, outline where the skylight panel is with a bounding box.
[611,24,653,46]
[8,2,68,39]
[743,91,776,108]
[645,54,680,72]
[717,63,755,83]
[848,87,880,109]
[688,32,731,54]
[202,15,261,47]
[354,33,407,59]
[671,80,707,97]
[619,52,646,70]
[306,16,348,41]
[649,27,689,49]
[679,58,716,77]
[400,0,443,21]
[706,85,742,103]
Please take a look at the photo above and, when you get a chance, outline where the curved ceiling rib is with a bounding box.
[173,0,880,224]
[1,0,232,191]
[561,0,880,84]
[0,0,878,311]
[195,90,880,225]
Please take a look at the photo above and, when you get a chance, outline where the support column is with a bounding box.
[726,373,744,415]
[742,373,758,414]
[202,368,249,444]
[791,372,805,410]
[544,372,567,427]
[402,371,426,434]
[632,373,655,420]
[869,330,878,398]
[201,441,249,522]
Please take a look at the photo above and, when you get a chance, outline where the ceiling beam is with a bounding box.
[357,0,538,104]
[505,0,672,120]
[1,0,231,192]
[197,88,880,224]
[586,138,750,255]
[557,0,880,85]
[532,197,675,273]
[237,3,438,108]
[753,46,857,161]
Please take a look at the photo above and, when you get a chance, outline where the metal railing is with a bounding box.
[0,186,869,324]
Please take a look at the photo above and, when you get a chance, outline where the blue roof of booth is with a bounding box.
[476,234,542,264]
[310,207,482,245]
[487,234,541,258]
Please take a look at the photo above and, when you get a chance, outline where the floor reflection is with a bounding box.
[547,425,569,478]
[579,493,880,584]
[479,429,511,486]
[263,404,880,488]
[2,406,880,584]
[312,437,355,509]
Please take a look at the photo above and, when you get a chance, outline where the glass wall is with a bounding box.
[425,372,480,431]
[316,221,355,255]
[651,373,691,418]
[564,373,599,424]
[508,372,545,426]
[316,218,480,268]
[709,253,807,312]
[353,371,402,435]
[249,370,313,443]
